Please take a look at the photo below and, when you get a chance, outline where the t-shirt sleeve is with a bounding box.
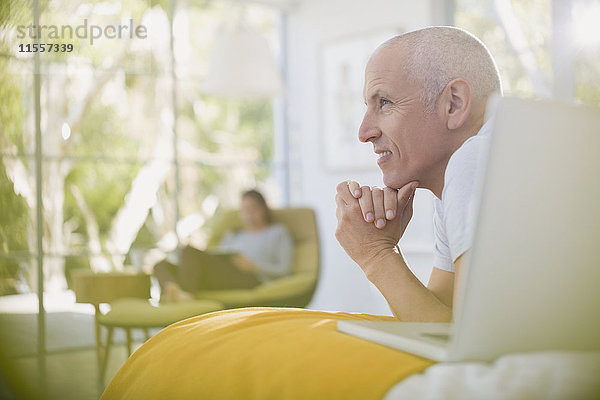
[433,136,487,272]
[446,142,483,263]
[432,200,454,272]
[219,231,237,251]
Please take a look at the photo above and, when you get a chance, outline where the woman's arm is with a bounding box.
[256,226,294,280]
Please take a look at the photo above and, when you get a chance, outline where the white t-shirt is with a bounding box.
[432,121,492,272]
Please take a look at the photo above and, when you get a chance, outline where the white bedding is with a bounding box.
[384,351,600,400]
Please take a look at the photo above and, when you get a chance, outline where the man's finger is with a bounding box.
[335,193,347,206]
[401,190,415,226]
[372,187,386,229]
[383,187,398,220]
[335,194,346,221]
[336,181,357,204]
[358,186,375,222]
[397,181,419,211]
[347,181,362,198]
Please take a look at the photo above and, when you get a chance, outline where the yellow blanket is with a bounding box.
[101,307,434,400]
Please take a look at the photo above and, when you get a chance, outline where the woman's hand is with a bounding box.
[232,254,258,273]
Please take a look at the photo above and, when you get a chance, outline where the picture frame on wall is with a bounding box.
[320,28,402,172]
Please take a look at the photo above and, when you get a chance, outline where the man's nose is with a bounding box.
[358,113,380,143]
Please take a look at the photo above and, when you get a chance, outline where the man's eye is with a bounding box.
[379,98,392,107]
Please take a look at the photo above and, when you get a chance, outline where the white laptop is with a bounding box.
[337,97,600,362]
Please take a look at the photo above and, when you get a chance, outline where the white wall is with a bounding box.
[285,0,436,314]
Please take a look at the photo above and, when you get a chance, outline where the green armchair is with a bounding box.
[193,207,320,308]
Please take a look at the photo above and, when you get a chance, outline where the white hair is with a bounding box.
[382,26,502,112]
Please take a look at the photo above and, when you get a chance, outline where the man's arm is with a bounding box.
[427,267,455,308]
[427,253,467,320]
[336,181,463,322]
[363,250,454,321]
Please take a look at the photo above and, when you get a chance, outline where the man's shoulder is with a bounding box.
[442,128,491,203]
[446,128,491,180]
[451,130,490,165]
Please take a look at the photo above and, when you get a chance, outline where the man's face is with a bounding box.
[359,46,446,189]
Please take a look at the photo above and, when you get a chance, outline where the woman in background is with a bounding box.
[154,190,294,302]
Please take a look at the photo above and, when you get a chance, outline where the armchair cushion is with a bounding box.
[195,275,315,308]
[254,274,314,296]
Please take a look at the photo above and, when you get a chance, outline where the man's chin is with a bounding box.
[383,174,415,190]
[382,175,402,190]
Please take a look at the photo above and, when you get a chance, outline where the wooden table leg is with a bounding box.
[101,326,114,383]
[94,304,103,370]
[125,328,133,356]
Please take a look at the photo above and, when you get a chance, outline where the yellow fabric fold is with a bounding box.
[101,307,434,400]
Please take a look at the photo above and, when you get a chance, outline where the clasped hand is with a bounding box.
[335,180,418,267]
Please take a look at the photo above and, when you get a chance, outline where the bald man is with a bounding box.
[102,27,505,400]
[335,26,502,322]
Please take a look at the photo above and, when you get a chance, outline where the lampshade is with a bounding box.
[203,29,283,97]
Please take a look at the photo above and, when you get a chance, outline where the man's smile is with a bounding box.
[375,149,393,165]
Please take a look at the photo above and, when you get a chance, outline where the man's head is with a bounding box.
[359,26,501,194]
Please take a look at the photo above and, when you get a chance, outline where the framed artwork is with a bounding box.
[320,28,402,172]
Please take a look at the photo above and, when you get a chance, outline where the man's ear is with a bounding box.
[440,78,472,130]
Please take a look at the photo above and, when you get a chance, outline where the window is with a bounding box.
[0,0,283,296]
[455,0,600,106]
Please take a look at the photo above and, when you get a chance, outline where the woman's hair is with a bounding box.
[242,189,272,224]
